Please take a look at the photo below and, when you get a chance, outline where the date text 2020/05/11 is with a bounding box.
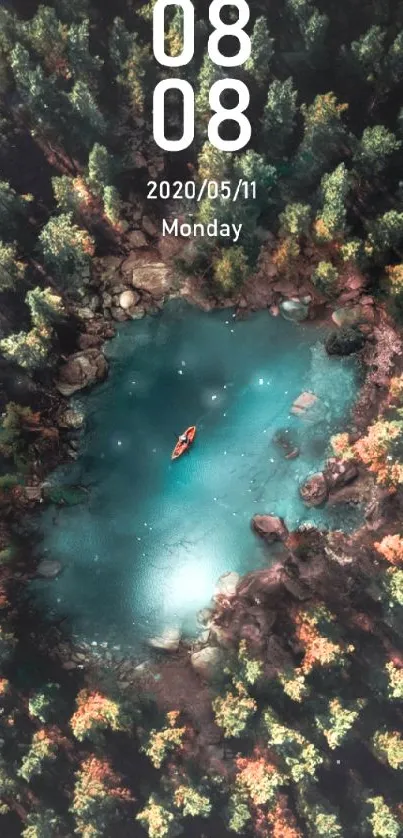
[147,180,257,202]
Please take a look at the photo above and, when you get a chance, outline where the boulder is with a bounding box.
[190,646,226,680]
[279,299,309,322]
[148,627,180,652]
[119,289,140,310]
[127,230,147,248]
[142,215,158,236]
[325,458,358,490]
[197,607,214,626]
[300,472,328,507]
[291,392,324,423]
[215,571,240,598]
[325,326,366,356]
[58,409,85,430]
[37,560,62,579]
[56,350,108,397]
[332,306,363,328]
[252,515,289,543]
[25,486,43,502]
[132,263,171,298]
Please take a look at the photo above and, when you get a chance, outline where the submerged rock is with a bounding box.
[197,608,214,626]
[325,326,366,356]
[291,392,323,422]
[279,299,309,322]
[190,645,225,680]
[56,350,108,397]
[252,515,289,542]
[148,627,181,652]
[37,560,62,579]
[300,472,328,507]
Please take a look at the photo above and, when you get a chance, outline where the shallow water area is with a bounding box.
[33,302,361,652]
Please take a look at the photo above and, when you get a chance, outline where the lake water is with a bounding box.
[33,302,361,652]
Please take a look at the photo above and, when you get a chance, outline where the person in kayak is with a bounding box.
[179,432,189,444]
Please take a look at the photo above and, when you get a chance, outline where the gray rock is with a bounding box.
[25,486,43,502]
[119,289,140,310]
[332,306,363,328]
[190,646,226,680]
[252,514,289,543]
[291,392,325,424]
[148,627,181,652]
[300,472,328,507]
[37,560,62,579]
[142,215,158,236]
[127,230,147,248]
[197,607,213,626]
[132,263,171,298]
[280,299,309,322]
[56,350,108,397]
[59,409,85,430]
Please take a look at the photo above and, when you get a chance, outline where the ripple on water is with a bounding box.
[32,302,361,651]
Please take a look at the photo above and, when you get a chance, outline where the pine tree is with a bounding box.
[68,80,106,144]
[294,93,349,185]
[315,163,350,241]
[349,25,386,83]
[39,212,94,287]
[262,78,298,158]
[0,181,31,241]
[244,17,274,85]
[279,203,311,237]
[67,19,103,78]
[0,328,51,372]
[0,242,25,291]
[103,186,121,225]
[366,210,403,258]
[26,287,65,330]
[88,144,113,196]
[353,125,401,175]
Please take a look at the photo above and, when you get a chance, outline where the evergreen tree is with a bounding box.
[262,78,298,158]
[26,287,65,329]
[67,19,103,78]
[88,144,113,196]
[0,242,25,291]
[315,163,350,241]
[349,25,386,83]
[353,125,401,175]
[0,181,31,241]
[279,202,311,238]
[294,93,349,185]
[103,186,121,225]
[0,328,51,372]
[366,210,403,258]
[244,17,274,85]
[68,80,106,143]
[39,213,94,287]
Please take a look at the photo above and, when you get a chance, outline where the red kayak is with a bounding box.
[171,426,196,460]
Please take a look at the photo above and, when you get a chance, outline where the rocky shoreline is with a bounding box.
[3,224,403,688]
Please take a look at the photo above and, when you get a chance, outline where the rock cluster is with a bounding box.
[56,349,108,397]
[252,515,289,542]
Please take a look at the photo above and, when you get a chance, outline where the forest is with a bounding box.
[1,0,403,836]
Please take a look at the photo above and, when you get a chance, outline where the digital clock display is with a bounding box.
[152,0,252,151]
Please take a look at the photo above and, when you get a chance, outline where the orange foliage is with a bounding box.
[375,534,403,565]
[313,217,331,242]
[353,421,403,486]
[294,608,345,674]
[330,433,352,459]
[0,678,9,696]
[235,753,278,806]
[269,796,302,838]
[70,690,124,740]
[74,756,132,806]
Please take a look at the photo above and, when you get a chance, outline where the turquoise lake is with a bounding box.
[33,302,361,652]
